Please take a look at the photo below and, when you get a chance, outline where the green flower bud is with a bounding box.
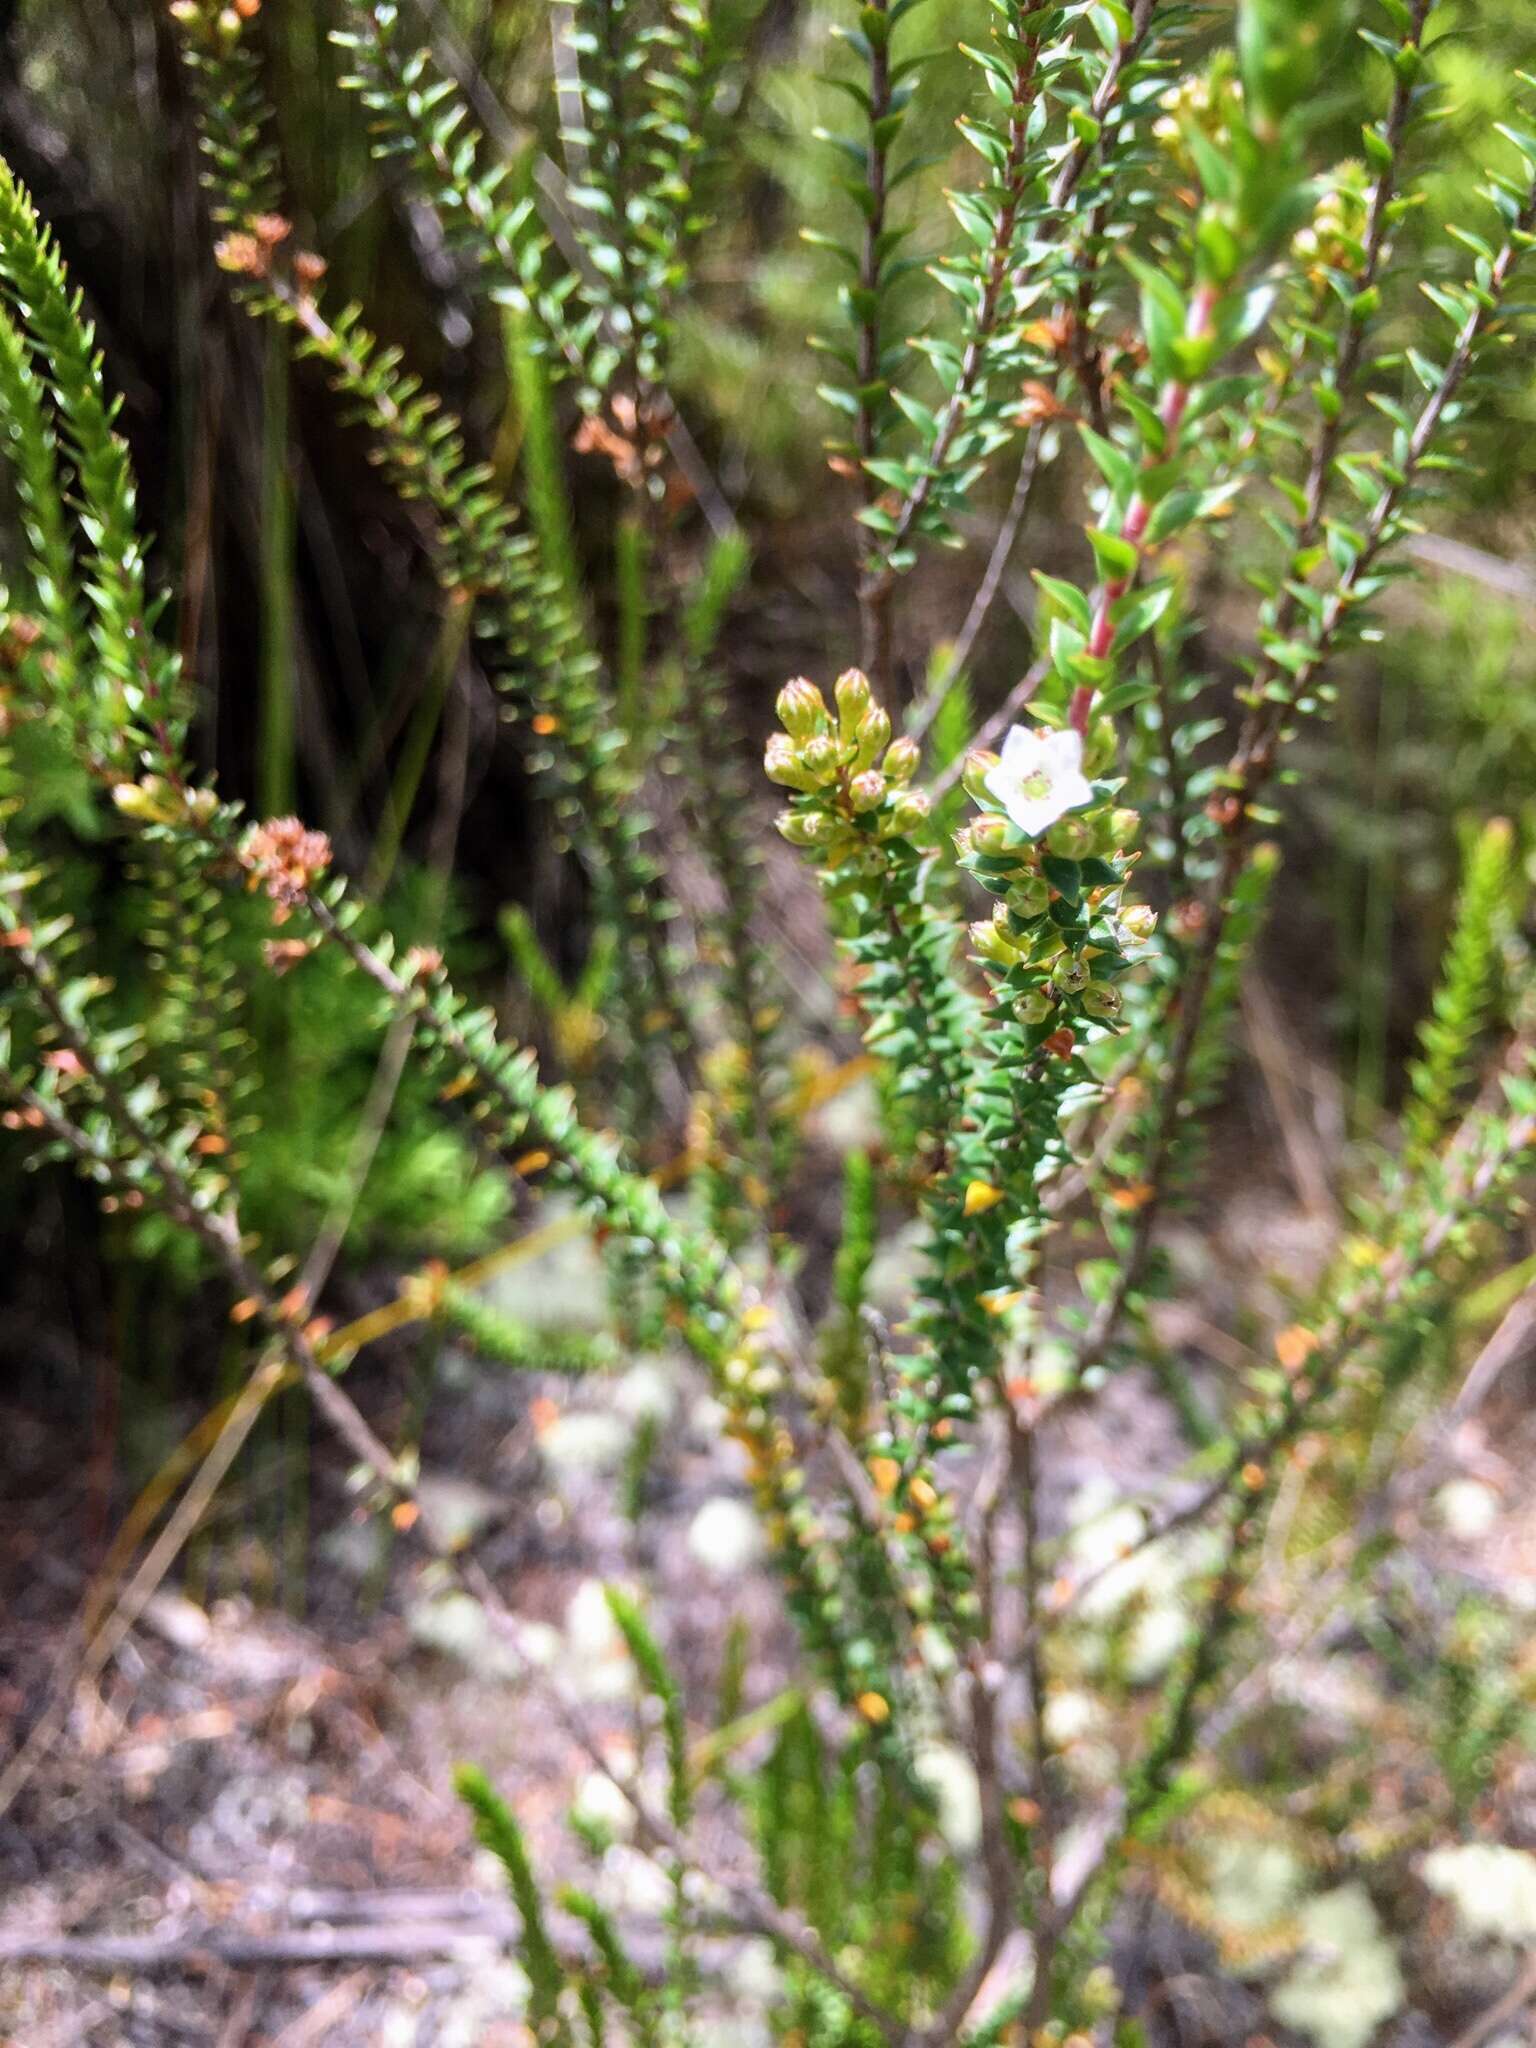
[1117,903,1157,943]
[764,734,816,791]
[112,776,180,825]
[1057,954,1092,994]
[887,789,931,837]
[1009,873,1051,918]
[1092,811,1124,856]
[852,703,892,771]
[1045,816,1095,860]
[776,808,834,847]
[1084,717,1118,777]
[883,735,920,785]
[1082,981,1124,1018]
[1013,987,1053,1024]
[969,915,1020,966]
[1110,807,1140,845]
[801,734,841,782]
[969,813,1010,852]
[834,667,873,739]
[961,749,1001,805]
[1082,1966,1121,2020]
[849,770,887,814]
[776,676,828,740]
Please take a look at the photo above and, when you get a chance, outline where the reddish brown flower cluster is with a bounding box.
[1014,379,1076,428]
[0,615,41,669]
[212,213,324,298]
[215,215,289,278]
[262,936,316,976]
[241,816,332,922]
[571,392,671,490]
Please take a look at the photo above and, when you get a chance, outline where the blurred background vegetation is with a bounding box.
[4,0,1536,1534]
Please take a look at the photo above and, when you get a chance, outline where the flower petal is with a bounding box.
[998,723,1041,774]
[1039,727,1086,777]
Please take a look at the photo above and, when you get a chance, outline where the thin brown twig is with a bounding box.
[874,1,1162,703]
[1448,1948,1536,2048]
[905,426,1045,747]
[931,654,1049,800]
[1012,1406,1060,2033]
[0,1342,286,1819]
[1241,976,1340,1223]
[2,1048,900,2043]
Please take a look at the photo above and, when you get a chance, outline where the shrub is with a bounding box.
[0,0,1534,2037]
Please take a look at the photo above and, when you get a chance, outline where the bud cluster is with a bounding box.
[240,814,334,920]
[112,775,221,831]
[1292,160,1371,283]
[956,740,1155,1042]
[169,0,262,37]
[1152,59,1244,173]
[766,670,931,858]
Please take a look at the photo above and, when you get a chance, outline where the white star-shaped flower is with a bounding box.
[986,723,1094,838]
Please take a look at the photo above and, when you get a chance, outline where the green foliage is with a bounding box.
[2,2,1536,2041]
[455,1764,573,2032]
[603,1585,691,1827]
[1404,813,1516,1160]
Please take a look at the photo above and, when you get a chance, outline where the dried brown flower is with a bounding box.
[1015,380,1075,427]
[242,816,332,921]
[214,233,264,278]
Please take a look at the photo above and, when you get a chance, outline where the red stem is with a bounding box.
[1073,281,1219,731]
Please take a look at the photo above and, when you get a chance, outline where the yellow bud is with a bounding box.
[869,1455,901,1497]
[801,734,841,782]
[777,808,834,847]
[886,790,931,837]
[883,735,920,784]
[969,918,1018,966]
[852,703,892,772]
[963,1179,1005,1217]
[961,749,1001,805]
[980,1288,1027,1316]
[776,676,828,739]
[764,734,815,791]
[834,667,873,737]
[856,1690,890,1725]
[112,781,162,821]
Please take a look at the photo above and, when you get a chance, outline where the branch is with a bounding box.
[1070,94,1532,1375]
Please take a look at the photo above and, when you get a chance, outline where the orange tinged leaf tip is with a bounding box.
[868,1456,901,1497]
[1275,1324,1319,1372]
